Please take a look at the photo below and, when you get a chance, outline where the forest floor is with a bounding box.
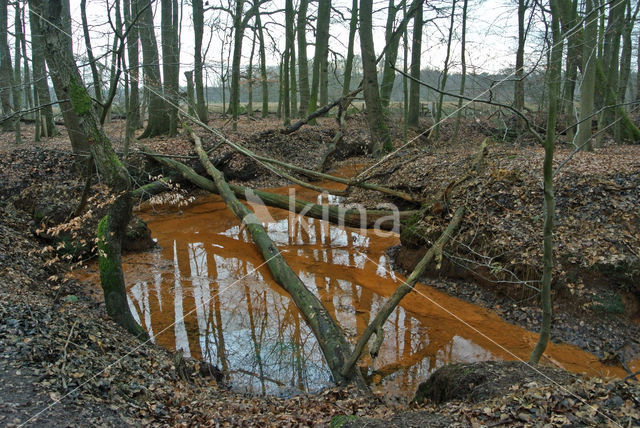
[0,115,639,426]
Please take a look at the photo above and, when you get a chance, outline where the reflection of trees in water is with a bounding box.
[125,212,493,395]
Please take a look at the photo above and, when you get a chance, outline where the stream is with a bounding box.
[74,168,634,398]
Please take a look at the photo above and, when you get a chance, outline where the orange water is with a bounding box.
[73,170,638,397]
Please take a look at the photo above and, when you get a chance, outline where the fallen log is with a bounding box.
[341,206,465,377]
[280,87,363,134]
[189,126,367,387]
[248,152,421,204]
[180,114,422,204]
[145,149,416,231]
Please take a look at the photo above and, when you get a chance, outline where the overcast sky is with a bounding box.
[25,0,548,86]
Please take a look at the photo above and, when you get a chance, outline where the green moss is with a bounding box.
[400,210,432,248]
[56,233,88,258]
[592,293,624,315]
[69,79,92,116]
[97,215,119,291]
[330,415,358,428]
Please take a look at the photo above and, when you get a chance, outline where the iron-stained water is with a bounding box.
[74,171,637,398]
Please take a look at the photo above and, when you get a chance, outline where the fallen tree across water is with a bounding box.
[188,125,367,387]
[144,148,417,231]
[156,126,486,391]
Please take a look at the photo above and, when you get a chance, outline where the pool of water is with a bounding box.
[73,172,636,398]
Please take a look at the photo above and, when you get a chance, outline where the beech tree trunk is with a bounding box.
[124,0,141,134]
[432,0,456,141]
[12,1,22,143]
[256,10,269,117]
[283,0,292,125]
[193,0,208,122]
[229,0,245,130]
[138,0,169,138]
[514,0,528,113]
[308,0,330,116]
[576,0,597,151]
[32,1,89,155]
[407,3,423,127]
[341,0,358,98]
[30,0,146,339]
[297,0,310,116]
[80,0,103,109]
[380,0,400,107]
[452,0,468,140]
[29,7,57,137]
[360,0,393,157]
[0,0,14,132]
[161,0,179,136]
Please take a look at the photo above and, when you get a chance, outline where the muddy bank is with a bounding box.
[344,142,640,369]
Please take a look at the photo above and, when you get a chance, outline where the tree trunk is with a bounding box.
[380,0,400,108]
[30,0,146,339]
[432,0,456,141]
[185,70,195,116]
[615,0,638,140]
[407,3,423,127]
[452,0,468,140]
[360,0,393,157]
[595,59,640,141]
[341,0,358,98]
[148,145,416,228]
[12,1,22,144]
[247,33,255,118]
[289,17,297,118]
[402,0,409,142]
[161,0,179,136]
[599,0,625,129]
[29,7,58,137]
[529,0,562,365]
[514,0,528,113]
[193,0,208,122]
[138,0,169,138]
[230,0,245,131]
[0,0,14,132]
[297,0,310,116]
[308,0,330,117]
[576,0,597,151]
[256,10,269,118]
[19,10,34,117]
[283,0,293,125]
[560,0,578,120]
[636,31,640,102]
[342,206,465,376]
[124,0,141,134]
[80,0,103,109]
[32,1,89,155]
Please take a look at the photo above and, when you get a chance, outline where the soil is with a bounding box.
[1,115,639,426]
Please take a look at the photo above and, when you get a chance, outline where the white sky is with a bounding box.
[22,0,547,86]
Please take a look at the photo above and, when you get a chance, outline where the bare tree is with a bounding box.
[29,0,146,338]
[407,2,423,127]
[0,0,14,132]
[138,0,170,138]
[360,0,393,156]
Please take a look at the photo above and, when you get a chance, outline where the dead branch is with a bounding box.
[143,147,416,231]
[341,205,465,377]
[280,87,363,134]
[188,124,367,388]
